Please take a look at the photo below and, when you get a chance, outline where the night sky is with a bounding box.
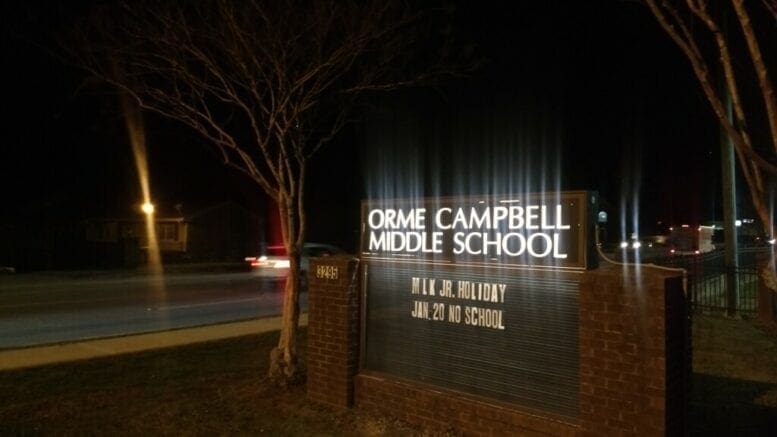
[1,1,739,251]
[359,1,726,238]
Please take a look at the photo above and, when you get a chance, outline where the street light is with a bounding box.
[141,202,155,215]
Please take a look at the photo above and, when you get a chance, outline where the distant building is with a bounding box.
[85,201,264,267]
[86,217,187,252]
[667,225,715,255]
[85,217,187,267]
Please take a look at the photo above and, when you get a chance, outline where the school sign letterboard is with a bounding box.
[360,192,597,419]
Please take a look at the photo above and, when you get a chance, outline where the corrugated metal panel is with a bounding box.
[363,261,579,419]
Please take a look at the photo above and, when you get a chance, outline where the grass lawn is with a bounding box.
[1,316,776,435]
[690,316,777,435]
[0,329,416,436]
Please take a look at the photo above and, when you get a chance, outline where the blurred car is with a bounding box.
[245,243,345,277]
[619,236,643,251]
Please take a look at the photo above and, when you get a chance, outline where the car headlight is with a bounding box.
[632,241,642,249]
[620,241,629,249]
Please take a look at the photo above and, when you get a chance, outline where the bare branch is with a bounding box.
[646,0,776,248]
[59,0,475,384]
[732,0,777,154]
[762,0,777,19]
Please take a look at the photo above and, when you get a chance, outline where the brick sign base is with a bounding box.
[579,264,688,436]
[308,259,688,436]
[307,255,360,409]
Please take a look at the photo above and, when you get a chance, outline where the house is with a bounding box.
[84,201,264,266]
[85,217,187,266]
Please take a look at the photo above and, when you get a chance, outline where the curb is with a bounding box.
[0,314,308,371]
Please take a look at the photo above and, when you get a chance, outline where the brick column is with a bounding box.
[579,264,688,436]
[306,255,360,409]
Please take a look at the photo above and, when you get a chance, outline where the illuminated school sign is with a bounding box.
[361,191,596,270]
[360,191,596,417]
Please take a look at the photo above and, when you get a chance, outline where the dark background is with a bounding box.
[1,0,750,265]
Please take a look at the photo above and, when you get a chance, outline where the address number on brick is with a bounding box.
[316,265,339,280]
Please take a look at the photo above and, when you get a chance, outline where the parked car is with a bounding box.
[245,243,345,278]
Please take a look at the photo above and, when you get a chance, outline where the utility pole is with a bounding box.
[720,72,739,318]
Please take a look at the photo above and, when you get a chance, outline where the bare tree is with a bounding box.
[65,0,471,384]
[645,0,776,295]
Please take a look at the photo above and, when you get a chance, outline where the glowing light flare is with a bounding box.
[121,92,167,319]
[141,202,155,215]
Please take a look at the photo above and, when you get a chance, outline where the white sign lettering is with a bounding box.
[411,276,506,330]
[366,203,571,259]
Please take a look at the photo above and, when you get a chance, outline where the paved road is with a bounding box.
[0,271,300,349]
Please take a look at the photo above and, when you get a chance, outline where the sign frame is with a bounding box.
[360,191,598,271]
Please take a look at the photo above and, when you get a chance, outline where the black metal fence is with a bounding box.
[651,248,769,316]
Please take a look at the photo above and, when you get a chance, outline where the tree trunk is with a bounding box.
[758,251,777,326]
[645,0,777,305]
[268,195,303,385]
[268,251,302,385]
